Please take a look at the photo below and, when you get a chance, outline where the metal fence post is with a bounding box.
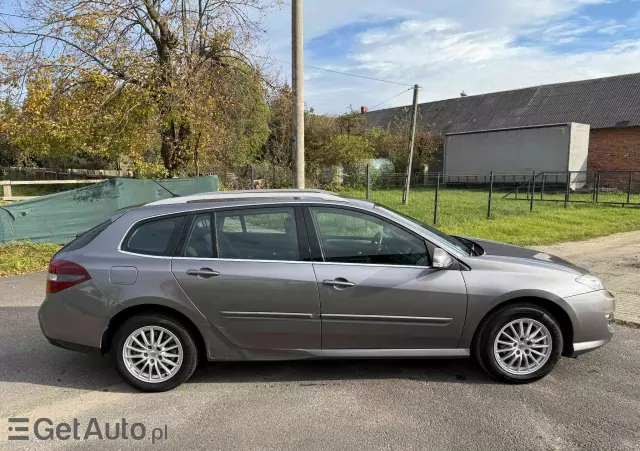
[627,172,632,205]
[530,171,535,212]
[433,172,440,225]
[540,173,545,200]
[595,171,600,203]
[487,171,494,219]
[564,171,570,208]
[365,164,371,200]
[250,165,255,190]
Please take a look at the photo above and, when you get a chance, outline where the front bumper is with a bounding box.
[565,290,615,357]
[572,337,612,356]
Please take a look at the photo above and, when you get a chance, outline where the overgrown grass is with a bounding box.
[0,242,61,277]
[340,187,640,246]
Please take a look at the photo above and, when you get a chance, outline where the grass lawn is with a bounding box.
[340,187,640,246]
[0,242,61,278]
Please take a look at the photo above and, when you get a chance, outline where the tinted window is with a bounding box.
[311,207,430,266]
[124,216,185,256]
[215,208,300,261]
[61,219,111,252]
[377,205,472,255]
[183,214,213,258]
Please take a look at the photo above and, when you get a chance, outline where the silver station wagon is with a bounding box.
[38,190,614,391]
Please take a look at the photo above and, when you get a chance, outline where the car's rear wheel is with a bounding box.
[474,303,563,383]
[113,314,198,392]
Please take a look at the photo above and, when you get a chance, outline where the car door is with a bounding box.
[305,206,467,350]
[171,206,321,351]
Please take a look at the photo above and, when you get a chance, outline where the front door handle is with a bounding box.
[323,278,356,289]
[186,268,220,278]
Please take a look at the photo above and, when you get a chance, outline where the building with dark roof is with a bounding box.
[365,73,640,173]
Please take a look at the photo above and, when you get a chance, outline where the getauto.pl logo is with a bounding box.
[7,417,168,443]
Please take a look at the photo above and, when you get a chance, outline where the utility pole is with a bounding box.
[292,0,305,188]
[402,84,420,204]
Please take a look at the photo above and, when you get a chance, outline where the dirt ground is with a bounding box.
[537,230,640,324]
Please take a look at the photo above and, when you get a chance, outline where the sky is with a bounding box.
[259,0,640,114]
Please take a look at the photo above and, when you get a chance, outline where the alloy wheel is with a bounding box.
[122,326,184,383]
[493,318,552,375]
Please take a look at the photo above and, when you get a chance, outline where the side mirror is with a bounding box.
[432,248,454,269]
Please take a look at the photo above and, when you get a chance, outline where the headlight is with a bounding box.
[576,274,604,291]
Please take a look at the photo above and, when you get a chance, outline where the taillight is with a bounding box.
[46,259,91,293]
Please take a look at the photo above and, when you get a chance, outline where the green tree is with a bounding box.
[1,0,280,175]
[371,109,443,172]
[262,84,294,169]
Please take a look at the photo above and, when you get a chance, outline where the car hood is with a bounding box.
[461,237,589,275]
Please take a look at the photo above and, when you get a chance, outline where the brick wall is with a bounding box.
[588,127,640,171]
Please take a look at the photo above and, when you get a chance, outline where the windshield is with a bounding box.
[376,205,473,256]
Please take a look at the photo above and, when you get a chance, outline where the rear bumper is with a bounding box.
[38,281,120,353]
[565,290,615,357]
[44,336,102,355]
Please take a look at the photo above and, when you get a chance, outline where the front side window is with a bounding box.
[215,207,300,261]
[123,216,185,256]
[378,205,472,256]
[310,207,430,266]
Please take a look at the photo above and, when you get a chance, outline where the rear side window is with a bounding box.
[183,214,214,258]
[123,216,185,256]
[61,219,112,252]
[214,208,300,261]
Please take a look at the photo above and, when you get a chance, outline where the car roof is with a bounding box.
[147,189,345,206]
[127,190,375,217]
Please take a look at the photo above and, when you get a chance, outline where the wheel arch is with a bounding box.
[101,304,207,360]
[470,296,576,356]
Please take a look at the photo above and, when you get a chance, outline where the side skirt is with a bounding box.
[207,348,470,361]
[307,349,470,358]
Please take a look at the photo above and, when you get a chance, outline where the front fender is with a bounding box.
[457,288,578,350]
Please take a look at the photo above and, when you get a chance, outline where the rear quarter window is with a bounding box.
[61,219,112,252]
[123,215,186,256]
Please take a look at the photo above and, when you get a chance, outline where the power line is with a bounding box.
[369,87,414,111]
[253,54,413,87]
[302,63,413,87]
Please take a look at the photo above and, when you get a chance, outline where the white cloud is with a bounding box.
[258,0,639,113]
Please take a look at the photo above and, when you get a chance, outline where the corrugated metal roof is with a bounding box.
[365,73,640,133]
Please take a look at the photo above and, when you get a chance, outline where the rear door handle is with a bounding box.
[186,268,220,278]
[323,279,356,288]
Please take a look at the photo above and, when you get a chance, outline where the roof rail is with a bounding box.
[146,189,346,206]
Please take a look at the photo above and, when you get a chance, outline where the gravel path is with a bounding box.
[537,230,640,324]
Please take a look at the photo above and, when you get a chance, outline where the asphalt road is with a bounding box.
[0,272,639,451]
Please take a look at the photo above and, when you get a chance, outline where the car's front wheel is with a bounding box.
[113,314,199,392]
[474,303,564,383]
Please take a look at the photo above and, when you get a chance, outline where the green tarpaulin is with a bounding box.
[0,176,218,244]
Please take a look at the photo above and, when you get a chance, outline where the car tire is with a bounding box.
[113,314,199,392]
[473,303,563,384]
